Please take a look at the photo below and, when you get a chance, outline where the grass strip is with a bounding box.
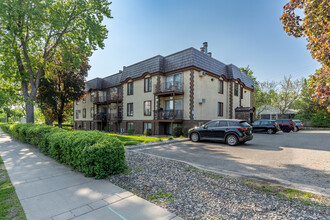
[107,134,167,145]
[0,156,26,220]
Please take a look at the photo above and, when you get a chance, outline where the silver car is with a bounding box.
[292,120,304,131]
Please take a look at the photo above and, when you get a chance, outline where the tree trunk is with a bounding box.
[58,116,63,128]
[26,101,34,123]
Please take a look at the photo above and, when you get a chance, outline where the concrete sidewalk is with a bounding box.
[0,130,181,220]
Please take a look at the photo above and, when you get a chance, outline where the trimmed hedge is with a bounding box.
[0,123,126,179]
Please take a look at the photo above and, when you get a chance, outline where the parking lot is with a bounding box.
[135,130,330,196]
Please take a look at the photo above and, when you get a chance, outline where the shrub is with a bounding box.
[144,129,152,136]
[127,129,135,135]
[168,136,174,140]
[311,111,330,127]
[0,123,126,179]
[173,126,183,137]
[182,127,189,138]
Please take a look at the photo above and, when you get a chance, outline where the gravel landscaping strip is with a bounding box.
[109,151,330,219]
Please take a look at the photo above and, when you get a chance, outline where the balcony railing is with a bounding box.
[107,113,122,121]
[92,93,123,104]
[154,110,183,120]
[93,113,107,121]
[154,81,184,94]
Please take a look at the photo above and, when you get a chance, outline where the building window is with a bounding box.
[76,101,79,105]
[127,122,134,130]
[90,107,94,118]
[82,97,86,103]
[218,79,224,94]
[165,72,182,90]
[82,108,86,118]
[218,102,223,116]
[144,78,152,92]
[127,82,134,95]
[234,83,239,96]
[144,122,152,130]
[83,122,87,130]
[127,103,133,116]
[76,110,79,119]
[91,92,94,102]
[144,101,151,116]
[240,87,244,99]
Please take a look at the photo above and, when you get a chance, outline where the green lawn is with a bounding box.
[108,134,167,146]
[0,156,26,220]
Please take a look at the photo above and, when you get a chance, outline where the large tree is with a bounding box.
[0,0,112,123]
[281,0,330,111]
[273,75,304,116]
[36,51,89,128]
[241,66,277,119]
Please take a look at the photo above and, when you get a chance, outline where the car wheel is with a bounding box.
[296,126,300,131]
[226,134,238,146]
[190,132,200,142]
[267,129,273,134]
[282,127,290,133]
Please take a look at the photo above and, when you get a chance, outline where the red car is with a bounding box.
[276,119,295,133]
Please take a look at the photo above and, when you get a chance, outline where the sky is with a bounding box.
[87,0,321,83]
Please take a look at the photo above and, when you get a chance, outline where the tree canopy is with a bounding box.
[281,0,330,111]
[36,49,89,127]
[0,0,112,122]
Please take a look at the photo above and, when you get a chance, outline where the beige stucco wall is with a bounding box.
[123,74,156,121]
[193,72,229,120]
[74,70,254,124]
[74,92,94,121]
[241,88,252,107]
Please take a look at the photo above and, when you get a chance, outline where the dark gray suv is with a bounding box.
[188,119,253,146]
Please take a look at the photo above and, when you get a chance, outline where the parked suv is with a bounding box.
[292,120,304,131]
[276,119,295,133]
[188,119,253,146]
[251,120,280,134]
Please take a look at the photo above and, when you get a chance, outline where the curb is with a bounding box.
[125,138,190,150]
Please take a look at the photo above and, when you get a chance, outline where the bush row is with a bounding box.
[173,126,189,138]
[0,123,126,179]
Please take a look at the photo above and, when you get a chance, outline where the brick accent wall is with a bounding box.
[189,69,194,120]
[229,82,233,119]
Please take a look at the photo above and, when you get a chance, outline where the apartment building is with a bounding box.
[74,43,255,135]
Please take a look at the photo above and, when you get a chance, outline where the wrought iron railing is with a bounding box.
[154,110,183,120]
[92,93,123,103]
[154,81,183,94]
[107,113,122,121]
[93,113,107,121]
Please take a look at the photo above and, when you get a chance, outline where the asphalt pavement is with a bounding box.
[134,131,330,196]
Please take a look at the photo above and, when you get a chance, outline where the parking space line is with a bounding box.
[108,206,127,220]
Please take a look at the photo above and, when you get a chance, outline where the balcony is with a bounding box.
[154,110,183,121]
[107,113,122,121]
[107,93,123,103]
[93,113,107,121]
[154,81,184,96]
[92,93,123,104]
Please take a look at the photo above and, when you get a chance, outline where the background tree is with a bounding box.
[0,0,112,123]
[293,73,330,127]
[36,51,89,128]
[273,75,304,116]
[241,66,277,119]
[281,0,330,111]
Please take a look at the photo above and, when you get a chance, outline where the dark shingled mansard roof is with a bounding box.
[86,47,254,90]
